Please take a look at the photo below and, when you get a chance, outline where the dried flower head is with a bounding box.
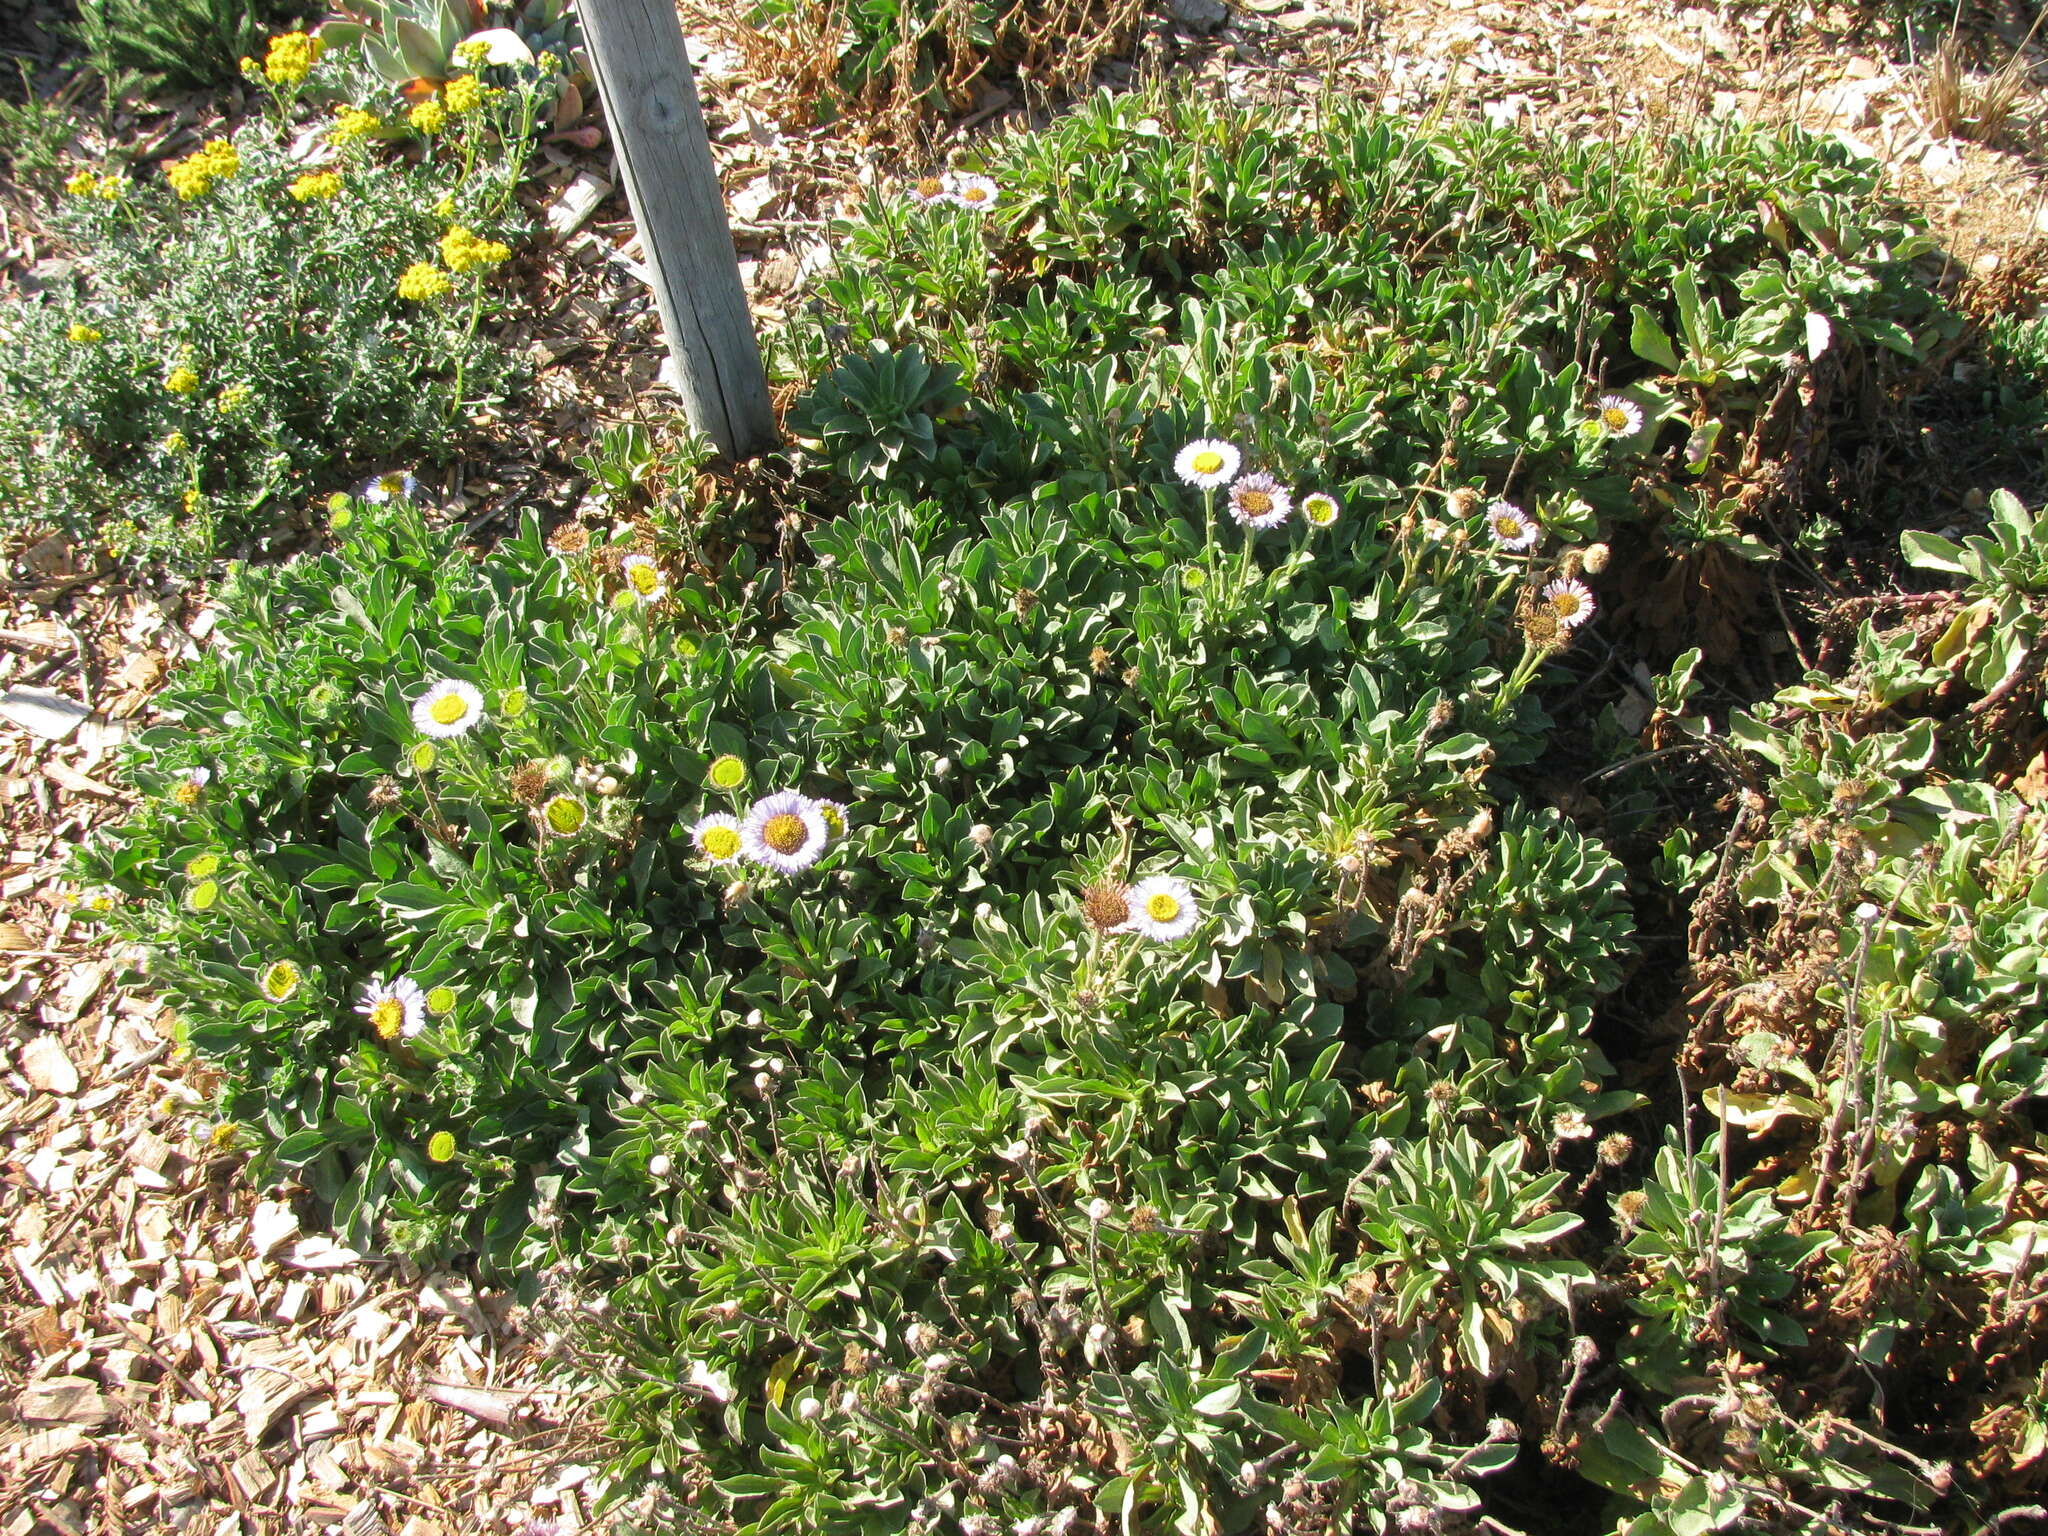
[508,760,550,804]
[1080,880,1132,933]
[548,521,591,555]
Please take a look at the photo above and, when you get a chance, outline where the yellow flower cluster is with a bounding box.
[443,75,485,115]
[397,262,452,301]
[164,365,200,395]
[453,39,493,69]
[216,383,253,415]
[67,323,103,344]
[165,140,241,201]
[410,99,448,135]
[330,105,381,146]
[288,171,343,202]
[265,32,322,85]
[440,225,510,274]
[263,30,324,85]
[63,169,125,201]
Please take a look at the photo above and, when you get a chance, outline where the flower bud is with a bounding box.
[1582,541,1611,574]
[647,1153,672,1178]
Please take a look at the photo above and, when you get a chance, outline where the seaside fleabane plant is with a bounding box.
[741,790,830,873]
[1486,500,1541,552]
[259,960,303,1002]
[691,813,744,865]
[1126,875,1199,940]
[411,678,484,738]
[1174,437,1240,489]
[620,553,668,604]
[1543,577,1597,629]
[950,173,999,210]
[362,470,419,503]
[357,977,425,1041]
[1229,470,1292,530]
[1594,393,1645,436]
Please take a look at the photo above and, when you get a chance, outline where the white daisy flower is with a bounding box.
[620,553,668,604]
[949,173,998,210]
[1300,492,1341,529]
[361,470,419,503]
[1594,394,1644,437]
[691,812,744,865]
[1173,438,1240,490]
[1125,875,1198,941]
[1228,471,1292,530]
[741,790,829,874]
[1484,500,1541,552]
[1543,577,1597,629]
[906,173,951,204]
[411,679,485,738]
[357,976,426,1041]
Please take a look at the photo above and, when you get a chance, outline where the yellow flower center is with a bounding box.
[1492,515,1522,540]
[426,986,457,1014]
[917,177,945,197]
[1192,451,1223,475]
[1238,491,1272,517]
[764,812,809,854]
[701,825,741,860]
[1602,407,1630,431]
[429,693,469,726]
[960,184,988,203]
[380,474,406,494]
[370,999,404,1039]
[1551,592,1584,618]
[708,756,746,789]
[629,563,661,593]
[1146,892,1181,922]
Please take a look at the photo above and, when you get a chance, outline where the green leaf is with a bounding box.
[1630,305,1680,371]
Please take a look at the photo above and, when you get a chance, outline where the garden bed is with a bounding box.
[6,3,2048,1535]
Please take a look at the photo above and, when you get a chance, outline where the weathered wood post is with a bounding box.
[576,0,779,459]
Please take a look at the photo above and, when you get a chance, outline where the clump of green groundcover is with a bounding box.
[78,89,1980,1535]
[0,36,545,567]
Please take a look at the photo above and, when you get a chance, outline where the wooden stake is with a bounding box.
[577,0,778,459]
